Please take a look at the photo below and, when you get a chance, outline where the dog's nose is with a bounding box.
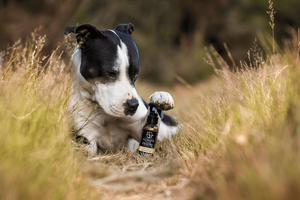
[126,98,139,112]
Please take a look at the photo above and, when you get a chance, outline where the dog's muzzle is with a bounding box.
[123,98,139,116]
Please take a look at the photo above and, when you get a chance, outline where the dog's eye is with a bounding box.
[106,71,117,79]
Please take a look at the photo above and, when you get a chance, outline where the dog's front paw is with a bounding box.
[149,91,175,111]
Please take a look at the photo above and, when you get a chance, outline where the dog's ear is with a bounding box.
[114,23,134,35]
[64,24,106,50]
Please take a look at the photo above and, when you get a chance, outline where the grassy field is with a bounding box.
[2,12,300,200]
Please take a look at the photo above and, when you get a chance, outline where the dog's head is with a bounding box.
[65,23,141,117]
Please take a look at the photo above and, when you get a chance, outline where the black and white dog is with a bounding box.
[65,23,178,153]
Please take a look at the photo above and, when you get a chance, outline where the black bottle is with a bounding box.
[138,104,163,156]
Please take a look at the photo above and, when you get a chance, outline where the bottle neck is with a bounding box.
[147,112,158,125]
[147,105,159,125]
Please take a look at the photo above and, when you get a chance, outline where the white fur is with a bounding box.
[69,44,178,153]
[149,91,175,109]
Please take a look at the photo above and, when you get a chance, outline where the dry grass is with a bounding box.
[81,33,300,200]
[2,9,300,200]
[0,31,100,200]
[70,31,300,199]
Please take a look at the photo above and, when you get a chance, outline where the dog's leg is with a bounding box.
[78,122,113,154]
[83,139,98,154]
[127,137,139,151]
[80,130,117,153]
[79,127,99,154]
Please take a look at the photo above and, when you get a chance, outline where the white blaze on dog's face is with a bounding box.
[66,24,140,117]
[92,37,139,117]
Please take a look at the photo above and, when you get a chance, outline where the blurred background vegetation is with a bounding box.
[1,0,300,86]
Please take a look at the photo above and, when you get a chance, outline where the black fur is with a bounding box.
[79,31,121,83]
[161,114,178,126]
[115,23,134,35]
[64,24,107,51]
[114,30,140,85]
[65,24,140,86]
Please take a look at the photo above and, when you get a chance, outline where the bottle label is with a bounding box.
[138,146,155,154]
[138,129,158,155]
